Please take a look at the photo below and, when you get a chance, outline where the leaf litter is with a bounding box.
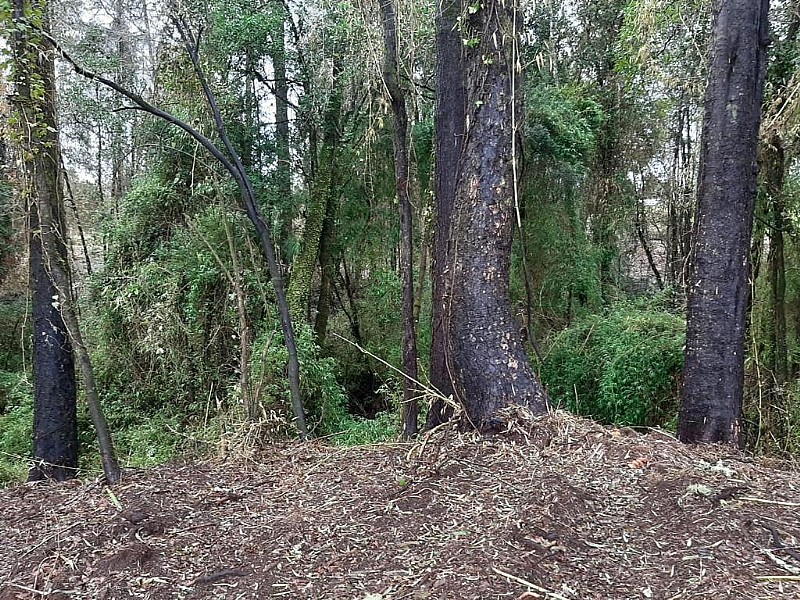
[1,409,799,599]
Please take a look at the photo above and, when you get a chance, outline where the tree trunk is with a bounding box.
[13,0,77,483]
[764,133,788,387]
[286,69,342,324]
[13,0,121,482]
[313,193,337,343]
[427,0,464,427]
[445,0,549,428]
[379,0,419,438]
[680,0,770,444]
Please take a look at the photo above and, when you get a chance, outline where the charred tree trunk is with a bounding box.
[13,0,121,482]
[13,0,77,482]
[379,0,419,438]
[680,0,770,444]
[427,0,464,427]
[445,0,549,428]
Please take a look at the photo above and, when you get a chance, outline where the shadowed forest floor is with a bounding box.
[1,411,799,599]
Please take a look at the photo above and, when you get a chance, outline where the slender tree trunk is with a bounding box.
[764,133,788,387]
[273,7,291,221]
[427,0,464,427]
[380,0,419,438]
[680,0,770,444]
[287,67,342,324]
[313,193,337,343]
[225,219,255,420]
[445,0,549,427]
[61,158,93,276]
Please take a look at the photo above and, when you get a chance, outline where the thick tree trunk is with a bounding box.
[379,0,419,438]
[28,195,78,482]
[427,0,464,427]
[680,0,770,444]
[13,0,121,482]
[13,0,77,482]
[445,0,548,428]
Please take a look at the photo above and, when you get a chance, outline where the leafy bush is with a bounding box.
[0,371,33,484]
[541,304,685,426]
[0,295,28,373]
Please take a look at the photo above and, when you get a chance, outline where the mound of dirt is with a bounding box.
[1,411,799,599]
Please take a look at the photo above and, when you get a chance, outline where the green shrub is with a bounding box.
[541,304,685,426]
[0,372,33,484]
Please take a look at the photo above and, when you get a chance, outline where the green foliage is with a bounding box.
[0,371,33,484]
[254,323,351,436]
[526,83,604,165]
[541,302,685,426]
[332,410,398,446]
[0,295,27,373]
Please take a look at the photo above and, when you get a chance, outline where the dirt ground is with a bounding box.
[1,410,800,599]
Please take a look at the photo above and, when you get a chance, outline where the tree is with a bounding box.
[435,0,549,428]
[427,0,464,427]
[47,15,309,438]
[378,0,419,438]
[12,0,77,482]
[10,0,122,482]
[679,0,770,444]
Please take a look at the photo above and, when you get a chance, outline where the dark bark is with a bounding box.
[427,0,464,427]
[445,0,549,427]
[13,0,121,482]
[680,0,770,444]
[13,0,77,482]
[379,0,419,438]
[667,100,694,291]
[635,196,664,290]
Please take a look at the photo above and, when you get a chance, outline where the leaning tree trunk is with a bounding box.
[680,0,770,444]
[445,0,549,428]
[427,0,465,427]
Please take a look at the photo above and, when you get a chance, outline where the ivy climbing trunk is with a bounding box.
[427,0,464,427]
[287,65,342,324]
[680,0,770,444]
[444,0,549,428]
[380,0,419,438]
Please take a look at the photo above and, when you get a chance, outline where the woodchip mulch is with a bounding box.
[1,409,799,599]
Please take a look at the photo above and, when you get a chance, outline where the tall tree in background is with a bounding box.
[439,0,549,427]
[11,0,78,481]
[680,0,770,444]
[379,0,419,437]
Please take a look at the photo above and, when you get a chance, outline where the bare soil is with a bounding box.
[1,410,799,599]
